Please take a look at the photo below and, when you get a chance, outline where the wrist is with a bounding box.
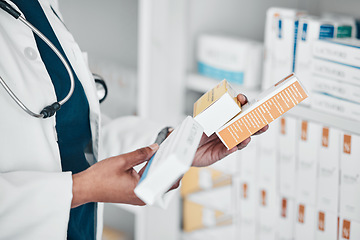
[71,171,92,208]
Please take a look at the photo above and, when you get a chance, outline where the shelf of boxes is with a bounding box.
[187,73,360,135]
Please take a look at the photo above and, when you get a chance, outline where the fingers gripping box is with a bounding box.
[217,73,308,149]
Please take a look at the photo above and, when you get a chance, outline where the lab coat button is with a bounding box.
[24,47,38,60]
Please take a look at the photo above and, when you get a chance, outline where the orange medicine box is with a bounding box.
[217,73,308,149]
[193,79,241,137]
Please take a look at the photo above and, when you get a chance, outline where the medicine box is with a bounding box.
[311,92,360,121]
[313,38,360,68]
[278,197,295,240]
[258,120,279,190]
[258,187,279,240]
[197,34,263,89]
[279,116,298,198]
[262,8,306,90]
[312,75,360,104]
[296,120,321,205]
[295,16,335,104]
[312,57,360,87]
[315,210,339,240]
[134,116,203,207]
[339,217,360,240]
[340,133,360,222]
[193,79,241,137]
[316,127,341,213]
[233,175,258,240]
[217,73,308,150]
[294,203,316,240]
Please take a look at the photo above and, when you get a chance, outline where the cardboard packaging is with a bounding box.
[339,217,360,240]
[311,92,360,121]
[183,185,233,232]
[313,39,360,68]
[279,116,298,198]
[135,116,203,207]
[294,203,316,240]
[340,134,360,222]
[258,187,279,240]
[217,74,308,150]
[197,34,263,89]
[315,211,339,240]
[296,120,321,205]
[317,127,341,213]
[238,136,258,183]
[234,174,258,240]
[262,8,306,89]
[295,16,335,105]
[181,167,232,197]
[258,120,279,190]
[312,57,360,87]
[278,197,295,240]
[193,79,241,137]
[312,75,360,104]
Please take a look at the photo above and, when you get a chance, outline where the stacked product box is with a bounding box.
[278,116,298,240]
[294,120,321,240]
[310,39,360,121]
[338,133,360,240]
[295,15,356,105]
[197,34,263,89]
[236,137,259,240]
[262,8,306,90]
[257,121,280,240]
[315,127,341,240]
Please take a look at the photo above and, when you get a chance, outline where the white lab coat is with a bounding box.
[0,0,162,239]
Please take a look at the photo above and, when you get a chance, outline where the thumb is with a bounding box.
[122,143,159,169]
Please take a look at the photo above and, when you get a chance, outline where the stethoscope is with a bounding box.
[0,1,107,118]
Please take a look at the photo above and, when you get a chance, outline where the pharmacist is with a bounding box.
[0,0,268,239]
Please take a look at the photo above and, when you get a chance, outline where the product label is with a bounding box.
[218,78,307,149]
[278,19,282,39]
[281,198,287,218]
[318,211,325,231]
[342,219,351,240]
[319,24,335,39]
[261,190,267,206]
[322,127,329,147]
[337,25,353,38]
[242,183,248,199]
[298,204,305,223]
[344,134,352,154]
[281,118,286,135]
[301,23,308,41]
[301,121,308,141]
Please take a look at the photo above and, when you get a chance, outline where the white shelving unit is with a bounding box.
[137,1,360,239]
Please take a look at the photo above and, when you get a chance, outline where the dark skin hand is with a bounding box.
[71,94,269,207]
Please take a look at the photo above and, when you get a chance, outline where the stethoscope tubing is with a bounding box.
[0,4,75,118]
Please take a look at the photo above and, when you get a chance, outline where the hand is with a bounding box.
[191,94,269,167]
[71,143,159,208]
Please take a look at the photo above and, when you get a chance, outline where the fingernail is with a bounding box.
[229,147,237,153]
[149,143,158,150]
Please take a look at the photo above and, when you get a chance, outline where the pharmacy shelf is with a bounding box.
[186,73,260,98]
[186,73,360,135]
[286,105,360,135]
